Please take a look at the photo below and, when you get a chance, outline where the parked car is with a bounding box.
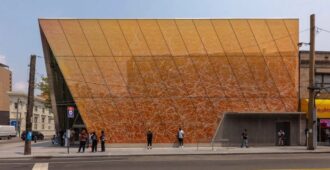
[21,131,44,141]
[0,125,16,140]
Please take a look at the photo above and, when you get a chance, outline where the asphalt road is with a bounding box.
[1,153,330,170]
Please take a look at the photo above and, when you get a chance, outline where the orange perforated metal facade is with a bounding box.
[40,19,299,143]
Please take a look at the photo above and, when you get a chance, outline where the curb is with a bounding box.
[1,150,330,160]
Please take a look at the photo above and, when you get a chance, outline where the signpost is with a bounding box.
[67,106,74,154]
[67,107,74,118]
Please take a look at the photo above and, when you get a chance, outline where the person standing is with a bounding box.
[241,129,248,148]
[87,132,92,150]
[33,134,37,143]
[278,130,285,146]
[146,129,153,150]
[100,130,106,152]
[91,132,98,152]
[59,130,64,146]
[78,129,87,153]
[70,129,75,145]
[177,128,184,148]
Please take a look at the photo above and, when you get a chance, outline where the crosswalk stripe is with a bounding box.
[32,163,48,170]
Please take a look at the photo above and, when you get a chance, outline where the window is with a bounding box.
[48,125,51,130]
[34,106,38,112]
[42,124,45,130]
[42,108,45,113]
[34,116,38,130]
[42,117,45,123]
[315,74,330,88]
[48,116,52,124]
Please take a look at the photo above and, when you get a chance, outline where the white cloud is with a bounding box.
[13,81,28,93]
[0,54,6,64]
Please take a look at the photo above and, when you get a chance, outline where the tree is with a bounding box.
[37,76,51,108]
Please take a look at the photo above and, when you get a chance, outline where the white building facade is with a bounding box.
[8,92,55,137]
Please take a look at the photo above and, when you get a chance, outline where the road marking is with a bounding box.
[32,163,48,170]
[267,168,330,170]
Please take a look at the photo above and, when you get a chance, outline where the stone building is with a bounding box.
[0,63,12,125]
[8,92,55,137]
[300,51,330,143]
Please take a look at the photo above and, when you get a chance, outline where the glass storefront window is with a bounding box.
[318,119,330,143]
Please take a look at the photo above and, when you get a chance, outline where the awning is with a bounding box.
[301,99,330,118]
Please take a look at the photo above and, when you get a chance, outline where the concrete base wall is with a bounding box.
[214,113,306,146]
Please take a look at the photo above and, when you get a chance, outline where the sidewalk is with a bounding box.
[1,140,330,159]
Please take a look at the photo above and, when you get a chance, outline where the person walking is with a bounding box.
[241,129,248,148]
[91,132,98,152]
[77,129,88,153]
[177,128,184,148]
[100,130,106,152]
[146,129,153,150]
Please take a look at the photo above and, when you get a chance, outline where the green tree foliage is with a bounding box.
[37,76,51,108]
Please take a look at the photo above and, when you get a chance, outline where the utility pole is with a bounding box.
[24,55,36,155]
[307,14,317,150]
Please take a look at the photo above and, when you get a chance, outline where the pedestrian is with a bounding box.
[87,132,92,150]
[91,132,98,152]
[33,134,37,143]
[78,129,88,153]
[59,130,64,146]
[177,128,184,148]
[278,130,285,146]
[63,131,68,146]
[51,135,56,144]
[304,128,308,146]
[70,129,75,145]
[146,129,153,150]
[100,130,106,152]
[241,129,248,148]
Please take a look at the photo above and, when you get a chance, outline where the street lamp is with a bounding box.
[15,98,22,137]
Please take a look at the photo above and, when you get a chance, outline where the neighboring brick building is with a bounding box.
[0,63,12,125]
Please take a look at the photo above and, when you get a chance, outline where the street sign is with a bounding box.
[10,120,17,127]
[67,106,74,118]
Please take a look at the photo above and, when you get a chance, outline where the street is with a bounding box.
[1,153,330,170]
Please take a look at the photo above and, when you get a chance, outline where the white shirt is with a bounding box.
[178,130,184,139]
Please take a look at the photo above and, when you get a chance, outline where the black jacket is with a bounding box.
[147,131,153,140]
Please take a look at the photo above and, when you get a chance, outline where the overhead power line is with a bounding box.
[317,27,330,34]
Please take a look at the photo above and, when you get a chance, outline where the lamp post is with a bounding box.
[15,98,22,136]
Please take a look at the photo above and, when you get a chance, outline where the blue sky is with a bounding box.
[0,0,329,93]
